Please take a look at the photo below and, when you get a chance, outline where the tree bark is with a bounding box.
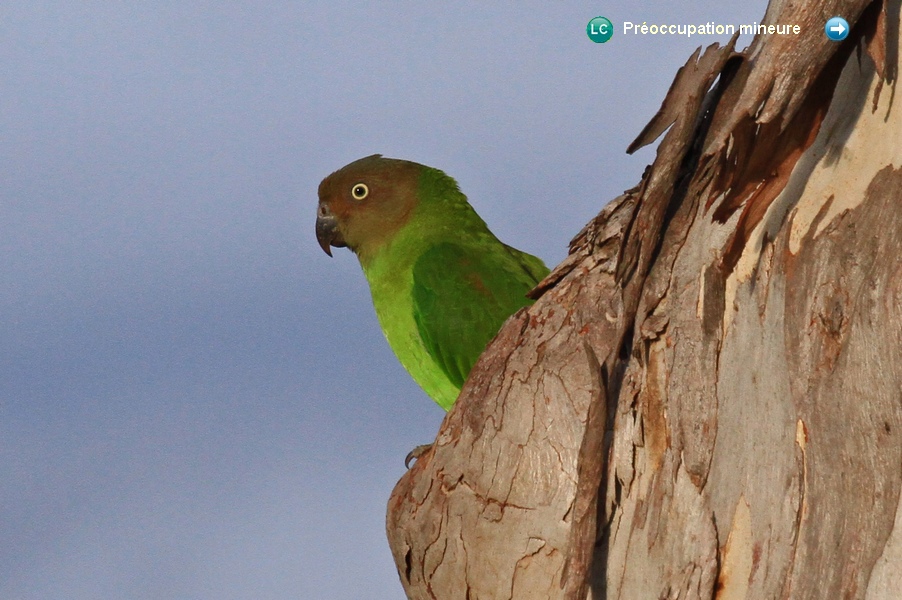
[387,0,902,598]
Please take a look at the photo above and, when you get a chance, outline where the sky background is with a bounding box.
[2,2,767,598]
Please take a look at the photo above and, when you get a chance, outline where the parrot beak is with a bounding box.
[315,203,346,257]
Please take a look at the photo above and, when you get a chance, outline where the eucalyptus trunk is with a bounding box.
[387,1,902,597]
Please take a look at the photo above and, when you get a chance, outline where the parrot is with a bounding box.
[315,154,549,416]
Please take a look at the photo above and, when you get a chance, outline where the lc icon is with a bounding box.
[587,17,614,43]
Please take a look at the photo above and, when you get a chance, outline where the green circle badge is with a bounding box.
[587,17,614,43]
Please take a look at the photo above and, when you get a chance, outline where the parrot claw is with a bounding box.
[404,444,433,469]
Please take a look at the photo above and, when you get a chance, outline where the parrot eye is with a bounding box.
[351,183,369,200]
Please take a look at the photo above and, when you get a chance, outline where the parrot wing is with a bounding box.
[411,241,543,390]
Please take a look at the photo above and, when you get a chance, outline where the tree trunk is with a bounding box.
[386,0,902,597]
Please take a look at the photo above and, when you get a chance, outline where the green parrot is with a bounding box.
[316,154,549,412]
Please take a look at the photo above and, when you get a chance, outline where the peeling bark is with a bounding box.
[387,1,902,598]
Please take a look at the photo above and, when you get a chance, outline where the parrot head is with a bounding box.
[316,154,422,260]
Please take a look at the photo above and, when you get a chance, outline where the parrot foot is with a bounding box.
[404,444,433,469]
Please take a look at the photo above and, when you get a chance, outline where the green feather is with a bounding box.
[411,242,540,390]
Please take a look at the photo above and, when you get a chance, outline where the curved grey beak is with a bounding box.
[315,203,346,257]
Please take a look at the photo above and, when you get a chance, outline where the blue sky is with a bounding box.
[1,2,766,598]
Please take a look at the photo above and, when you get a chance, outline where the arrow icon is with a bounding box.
[825,17,849,41]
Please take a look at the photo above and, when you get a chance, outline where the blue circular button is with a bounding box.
[825,17,849,41]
